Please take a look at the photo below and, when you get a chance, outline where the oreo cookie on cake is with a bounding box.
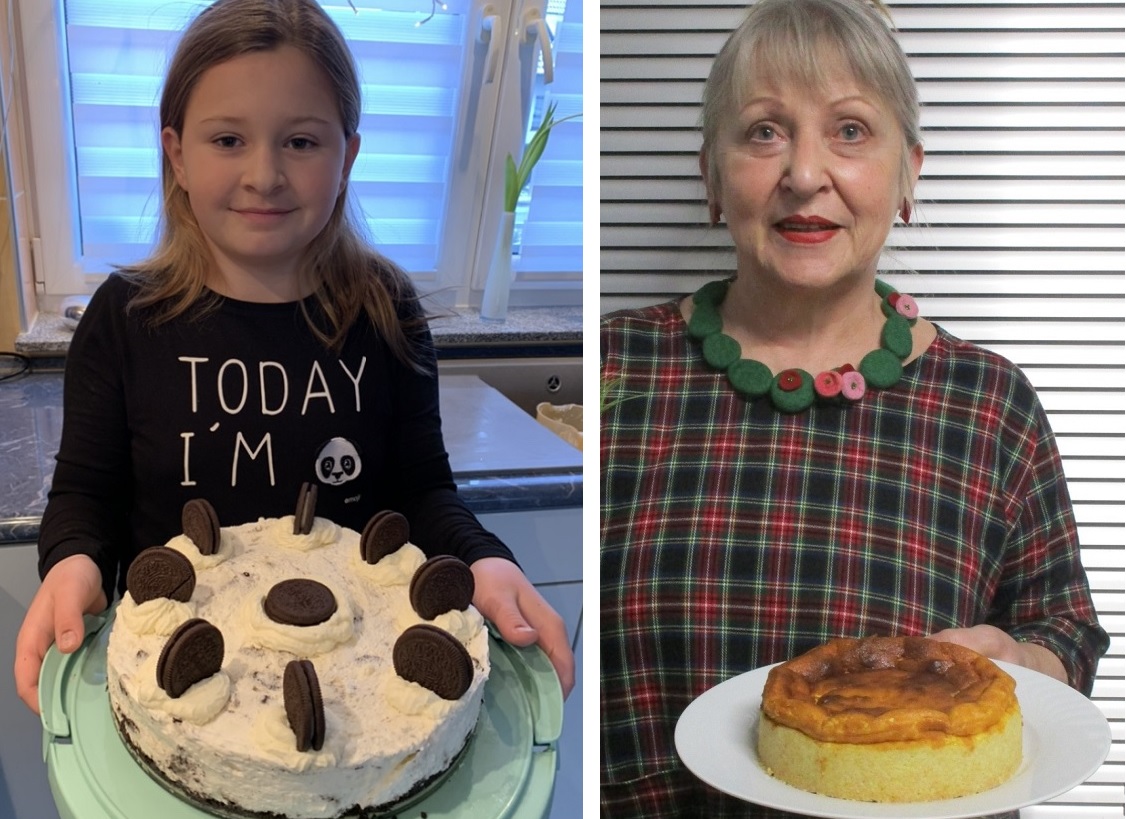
[284,659,326,752]
[156,618,225,698]
[293,482,318,535]
[360,510,410,564]
[127,546,196,604]
[393,624,474,700]
[409,556,475,620]
[182,498,220,556]
[265,579,338,626]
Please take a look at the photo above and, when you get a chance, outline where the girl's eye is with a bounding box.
[214,135,240,148]
[288,137,317,150]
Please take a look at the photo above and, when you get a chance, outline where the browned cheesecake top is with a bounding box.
[761,637,1018,743]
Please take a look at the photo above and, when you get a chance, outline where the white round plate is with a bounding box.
[674,661,1110,819]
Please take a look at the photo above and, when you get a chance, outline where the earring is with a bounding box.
[899,200,912,224]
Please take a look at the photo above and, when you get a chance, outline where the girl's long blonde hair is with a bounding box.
[118,0,427,370]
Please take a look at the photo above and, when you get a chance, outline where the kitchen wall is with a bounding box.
[0,143,21,351]
[0,0,38,354]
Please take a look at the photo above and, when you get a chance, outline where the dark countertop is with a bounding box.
[0,371,582,545]
[15,305,583,357]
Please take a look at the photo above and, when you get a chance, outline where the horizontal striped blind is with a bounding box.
[600,2,1125,814]
[65,0,474,278]
[48,0,582,295]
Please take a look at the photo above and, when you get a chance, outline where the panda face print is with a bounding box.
[316,438,362,486]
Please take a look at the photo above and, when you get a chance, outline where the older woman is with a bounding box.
[599,0,1109,816]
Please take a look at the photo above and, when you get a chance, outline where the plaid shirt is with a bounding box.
[600,300,1108,818]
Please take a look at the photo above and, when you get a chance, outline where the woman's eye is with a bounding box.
[839,123,865,141]
[214,135,240,148]
[748,124,776,141]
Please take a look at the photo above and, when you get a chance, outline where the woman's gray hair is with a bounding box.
[700,0,921,209]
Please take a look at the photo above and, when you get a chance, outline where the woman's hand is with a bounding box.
[13,554,108,714]
[470,557,575,699]
[929,624,1067,685]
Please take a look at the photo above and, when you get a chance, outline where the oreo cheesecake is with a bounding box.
[105,492,490,819]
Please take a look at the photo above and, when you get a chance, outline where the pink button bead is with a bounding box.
[894,293,919,319]
[841,370,866,400]
[814,369,843,398]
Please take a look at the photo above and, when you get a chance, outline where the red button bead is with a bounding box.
[777,369,803,392]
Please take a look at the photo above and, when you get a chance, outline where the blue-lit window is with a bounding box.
[14,0,582,308]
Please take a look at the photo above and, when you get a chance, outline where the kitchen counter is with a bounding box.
[15,305,583,357]
[0,371,582,544]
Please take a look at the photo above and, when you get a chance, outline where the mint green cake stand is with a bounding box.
[40,610,562,819]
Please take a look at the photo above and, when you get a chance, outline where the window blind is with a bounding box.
[512,0,584,284]
[65,0,474,280]
[26,0,583,302]
[601,3,1125,814]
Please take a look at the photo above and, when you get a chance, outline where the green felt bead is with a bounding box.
[881,313,913,359]
[702,332,741,369]
[687,304,723,340]
[873,278,895,299]
[690,277,911,409]
[727,359,773,397]
[769,370,814,412]
[859,348,902,389]
[693,279,730,307]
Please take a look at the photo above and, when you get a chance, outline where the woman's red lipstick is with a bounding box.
[774,215,840,244]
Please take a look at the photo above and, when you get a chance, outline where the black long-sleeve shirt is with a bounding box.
[39,274,514,603]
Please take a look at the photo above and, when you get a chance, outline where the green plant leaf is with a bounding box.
[503,102,581,213]
[504,154,519,212]
[518,125,553,181]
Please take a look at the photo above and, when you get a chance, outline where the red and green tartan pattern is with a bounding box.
[600,301,1108,818]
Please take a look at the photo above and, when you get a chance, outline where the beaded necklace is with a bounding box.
[687,278,919,412]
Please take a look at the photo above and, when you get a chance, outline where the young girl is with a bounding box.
[14,0,573,712]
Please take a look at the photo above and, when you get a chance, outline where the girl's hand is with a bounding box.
[470,557,575,699]
[13,554,108,714]
[929,623,1067,685]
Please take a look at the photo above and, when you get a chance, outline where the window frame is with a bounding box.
[5,0,582,311]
